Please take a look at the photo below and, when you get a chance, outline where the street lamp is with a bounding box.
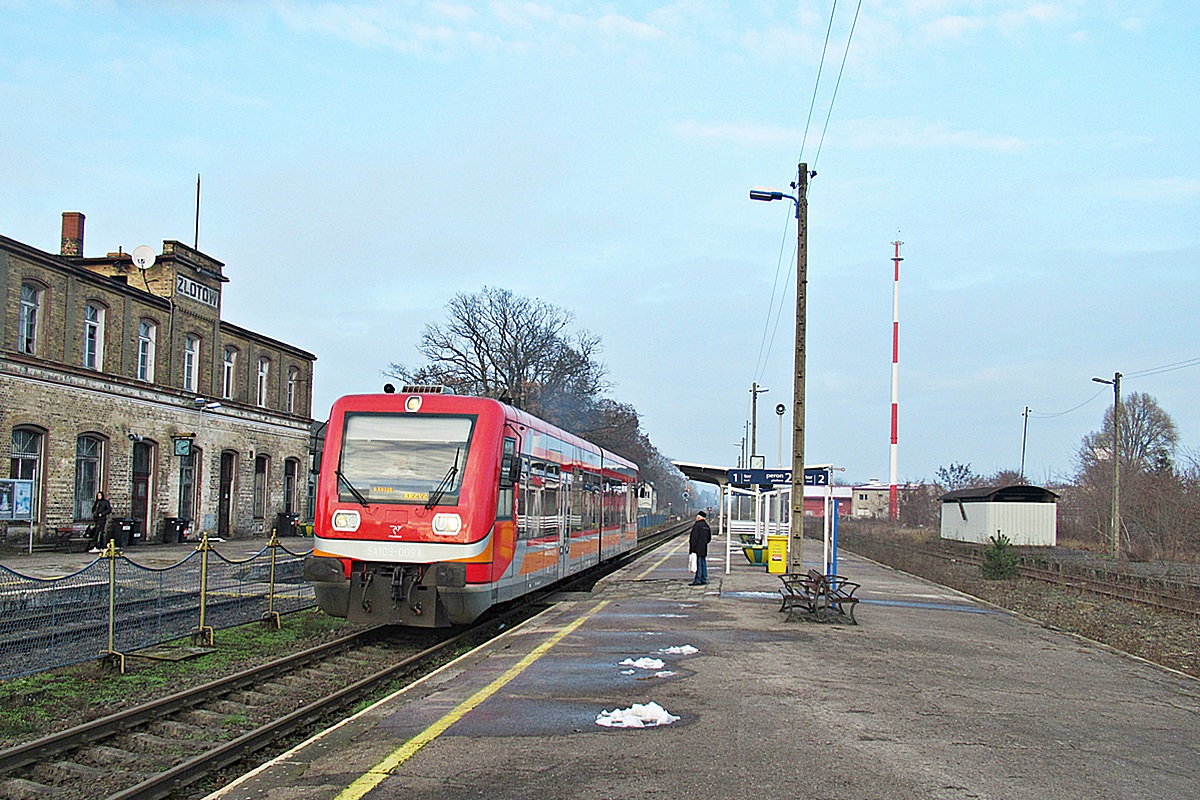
[1092,373,1122,558]
[750,162,811,574]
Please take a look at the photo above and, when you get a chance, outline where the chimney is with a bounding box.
[61,212,85,256]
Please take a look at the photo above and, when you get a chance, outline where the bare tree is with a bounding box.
[1078,391,1179,475]
[387,286,608,412]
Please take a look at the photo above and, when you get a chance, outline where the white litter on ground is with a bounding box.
[596,701,680,728]
[657,645,698,655]
[619,657,665,670]
[620,669,636,675]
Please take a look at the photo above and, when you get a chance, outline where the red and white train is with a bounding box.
[303,389,639,627]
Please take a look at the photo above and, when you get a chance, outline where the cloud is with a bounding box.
[1108,177,1200,203]
[272,1,663,56]
[842,117,1029,153]
[673,120,802,148]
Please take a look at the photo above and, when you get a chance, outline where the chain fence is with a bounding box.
[0,535,315,679]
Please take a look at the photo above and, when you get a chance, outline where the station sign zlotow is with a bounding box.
[726,468,829,487]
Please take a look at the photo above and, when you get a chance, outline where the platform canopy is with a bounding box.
[672,461,733,487]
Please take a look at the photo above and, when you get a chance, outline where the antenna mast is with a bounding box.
[194,173,201,250]
[889,238,903,521]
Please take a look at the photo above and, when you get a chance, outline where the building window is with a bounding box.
[184,335,200,392]
[253,455,269,518]
[83,303,105,370]
[74,435,104,520]
[222,347,237,400]
[256,357,270,407]
[137,320,157,382]
[10,428,43,519]
[179,448,200,520]
[18,283,41,355]
[286,367,298,413]
[284,458,299,515]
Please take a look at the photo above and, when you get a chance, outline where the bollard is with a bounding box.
[262,531,282,629]
[192,532,215,646]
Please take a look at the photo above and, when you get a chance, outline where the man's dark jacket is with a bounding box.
[688,517,712,558]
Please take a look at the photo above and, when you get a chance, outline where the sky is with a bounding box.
[2,0,1197,486]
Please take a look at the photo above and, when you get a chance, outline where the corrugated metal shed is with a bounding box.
[939,485,1058,546]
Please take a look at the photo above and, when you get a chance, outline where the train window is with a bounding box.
[496,485,514,521]
[338,413,474,505]
[500,437,519,488]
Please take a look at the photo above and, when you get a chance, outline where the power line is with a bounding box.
[1125,356,1200,380]
[798,0,840,163]
[1028,390,1106,419]
[811,0,863,171]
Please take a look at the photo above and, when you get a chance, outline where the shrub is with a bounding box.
[981,533,1020,579]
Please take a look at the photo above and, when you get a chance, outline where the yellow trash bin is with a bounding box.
[766,535,788,574]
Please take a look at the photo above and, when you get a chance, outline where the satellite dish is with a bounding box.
[131,245,156,270]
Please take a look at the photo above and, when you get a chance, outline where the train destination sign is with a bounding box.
[726,468,830,487]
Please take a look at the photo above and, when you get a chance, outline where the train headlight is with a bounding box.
[431,513,462,536]
[404,395,422,412]
[331,509,361,532]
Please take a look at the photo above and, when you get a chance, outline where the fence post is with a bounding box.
[100,539,126,673]
[192,532,215,646]
[262,529,282,629]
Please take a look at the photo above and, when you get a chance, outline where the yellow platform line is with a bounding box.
[336,599,610,800]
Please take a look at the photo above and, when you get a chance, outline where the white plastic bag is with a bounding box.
[688,552,697,572]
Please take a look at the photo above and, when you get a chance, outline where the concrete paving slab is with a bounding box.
[206,538,1200,800]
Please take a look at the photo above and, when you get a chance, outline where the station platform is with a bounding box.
[203,537,1199,800]
[0,536,302,579]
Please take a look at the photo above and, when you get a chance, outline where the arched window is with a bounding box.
[10,427,44,519]
[284,458,300,515]
[256,357,270,407]
[222,347,238,400]
[18,283,42,355]
[74,434,105,520]
[184,335,200,392]
[137,320,157,382]
[83,303,106,370]
[286,367,299,413]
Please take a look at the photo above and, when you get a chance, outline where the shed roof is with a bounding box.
[940,485,1058,504]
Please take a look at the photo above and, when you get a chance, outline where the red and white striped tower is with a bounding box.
[889,238,903,520]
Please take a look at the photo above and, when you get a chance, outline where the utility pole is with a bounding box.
[749,162,810,574]
[791,164,809,574]
[750,383,769,464]
[1092,372,1122,557]
[1019,406,1031,483]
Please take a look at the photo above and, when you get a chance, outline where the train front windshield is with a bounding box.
[337,414,475,505]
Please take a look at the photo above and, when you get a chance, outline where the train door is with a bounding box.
[557,468,572,576]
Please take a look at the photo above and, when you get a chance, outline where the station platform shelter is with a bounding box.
[204,534,1199,800]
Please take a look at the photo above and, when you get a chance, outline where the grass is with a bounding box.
[0,609,350,745]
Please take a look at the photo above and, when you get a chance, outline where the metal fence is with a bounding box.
[0,535,315,679]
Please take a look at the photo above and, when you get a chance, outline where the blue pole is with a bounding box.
[828,500,839,577]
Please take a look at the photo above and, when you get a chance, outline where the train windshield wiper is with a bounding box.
[425,448,461,510]
[336,470,369,507]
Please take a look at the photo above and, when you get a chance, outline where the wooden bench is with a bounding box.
[779,568,860,624]
[52,525,95,553]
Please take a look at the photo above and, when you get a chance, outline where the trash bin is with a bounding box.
[766,534,789,575]
[162,517,190,544]
[113,517,137,547]
[275,512,299,537]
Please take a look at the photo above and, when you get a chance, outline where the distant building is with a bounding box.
[1,212,316,546]
[851,480,890,518]
[939,485,1058,546]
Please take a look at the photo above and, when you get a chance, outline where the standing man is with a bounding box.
[688,510,712,586]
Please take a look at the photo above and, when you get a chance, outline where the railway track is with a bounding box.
[0,521,689,799]
[909,544,1200,617]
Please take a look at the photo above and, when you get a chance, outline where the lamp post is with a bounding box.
[1091,373,1121,558]
[750,383,769,463]
[750,162,810,574]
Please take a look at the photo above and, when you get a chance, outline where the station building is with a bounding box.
[0,212,316,546]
